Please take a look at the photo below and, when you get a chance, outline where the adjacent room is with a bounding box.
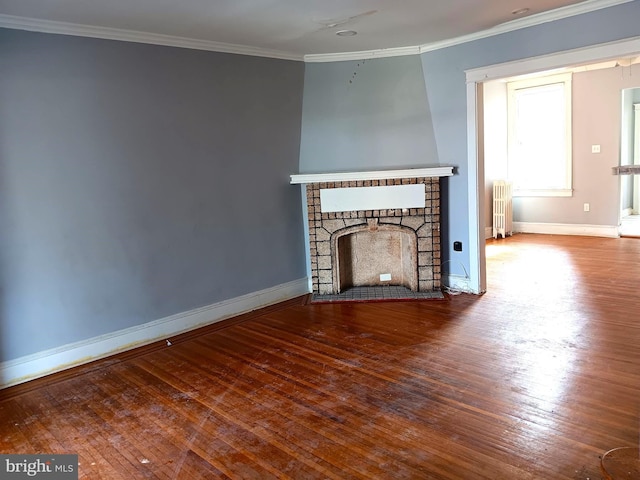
[483,58,640,241]
[1,0,639,478]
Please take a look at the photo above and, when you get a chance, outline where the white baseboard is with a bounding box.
[513,222,619,238]
[442,274,474,294]
[0,277,310,389]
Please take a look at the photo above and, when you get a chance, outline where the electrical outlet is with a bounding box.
[591,145,601,153]
[584,203,590,212]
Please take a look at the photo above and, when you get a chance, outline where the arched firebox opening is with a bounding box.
[332,220,418,294]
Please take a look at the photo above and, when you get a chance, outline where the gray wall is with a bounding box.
[299,55,438,173]
[420,0,640,276]
[0,29,307,361]
[565,64,640,224]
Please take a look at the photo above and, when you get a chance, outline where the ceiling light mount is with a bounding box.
[336,30,358,37]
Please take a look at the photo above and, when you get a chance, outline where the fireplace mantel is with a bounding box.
[290,166,453,184]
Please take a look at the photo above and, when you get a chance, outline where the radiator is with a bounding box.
[492,180,513,239]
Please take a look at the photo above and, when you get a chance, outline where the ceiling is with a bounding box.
[0,0,626,59]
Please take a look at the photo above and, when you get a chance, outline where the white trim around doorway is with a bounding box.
[465,36,640,295]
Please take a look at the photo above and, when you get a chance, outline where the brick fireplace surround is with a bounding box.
[291,168,454,297]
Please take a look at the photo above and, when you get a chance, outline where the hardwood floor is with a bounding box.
[1,233,639,479]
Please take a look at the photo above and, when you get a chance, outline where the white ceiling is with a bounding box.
[0,0,629,59]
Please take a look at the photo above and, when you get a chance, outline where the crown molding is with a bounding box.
[304,0,635,62]
[304,45,421,63]
[0,0,634,63]
[465,35,640,82]
[418,0,635,54]
[0,14,303,61]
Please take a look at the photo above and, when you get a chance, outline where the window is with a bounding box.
[507,73,572,196]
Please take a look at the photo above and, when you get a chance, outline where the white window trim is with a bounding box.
[507,72,573,197]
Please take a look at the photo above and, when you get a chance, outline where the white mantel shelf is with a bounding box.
[290,166,454,184]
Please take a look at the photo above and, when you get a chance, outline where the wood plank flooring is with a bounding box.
[1,233,639,479]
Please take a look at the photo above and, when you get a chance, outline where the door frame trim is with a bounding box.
[465,36,640,294]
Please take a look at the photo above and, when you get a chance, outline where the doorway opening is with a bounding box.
[466,38,640,294]
[619,88,640,237]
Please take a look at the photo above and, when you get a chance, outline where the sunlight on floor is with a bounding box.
[486,235,581,416]
[487,237,577,299]
[485,242,513,258]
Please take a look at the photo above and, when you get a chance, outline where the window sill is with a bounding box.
[513,189,573,197]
